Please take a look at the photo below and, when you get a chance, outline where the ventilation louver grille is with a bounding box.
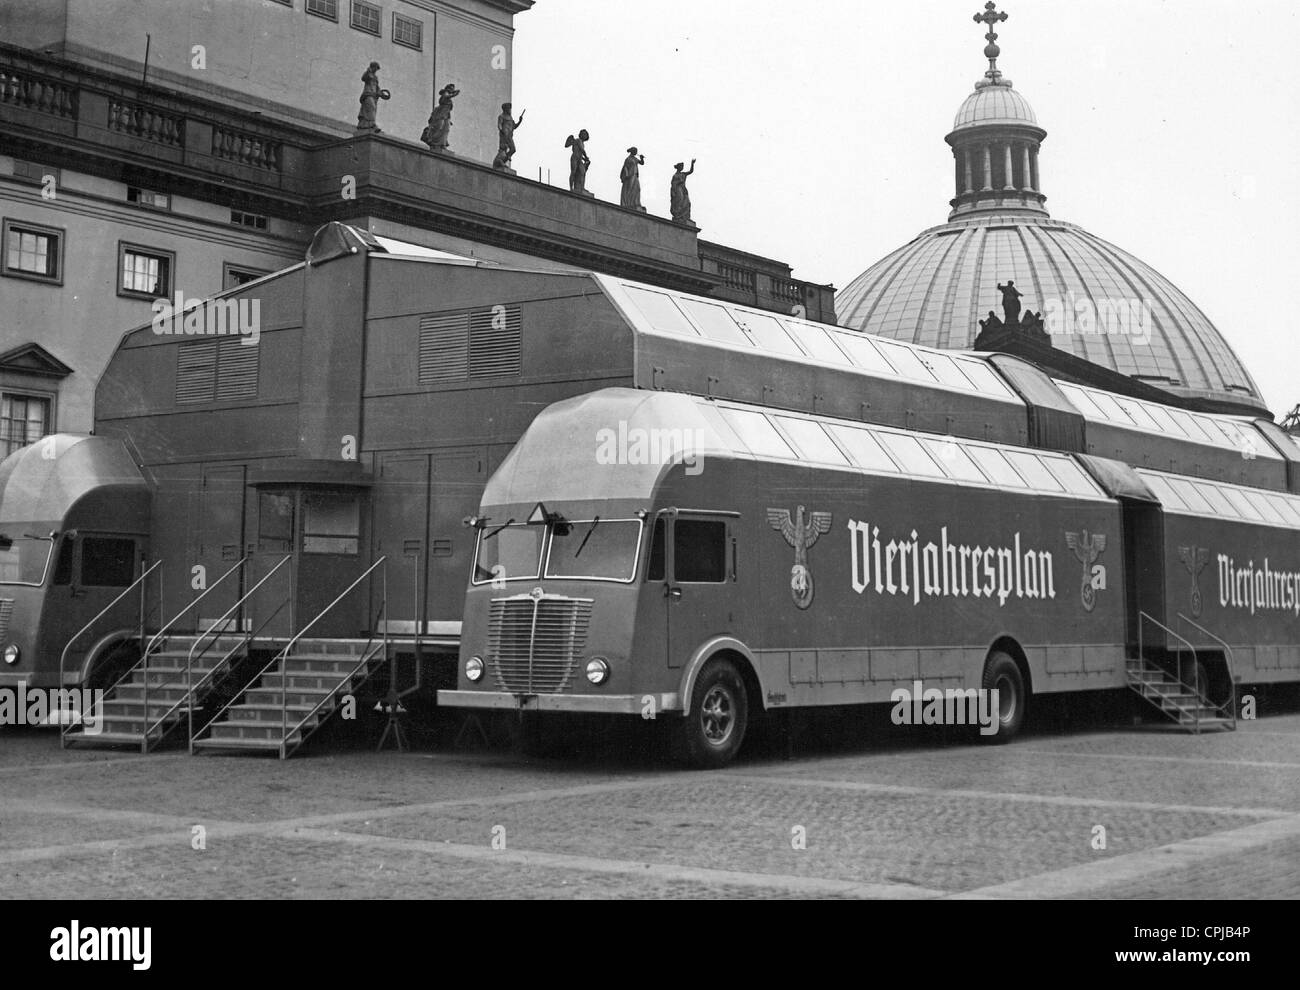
[419,305,522,384]
[176,339,259,404]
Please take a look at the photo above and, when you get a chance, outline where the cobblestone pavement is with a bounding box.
[1,700,1298,899]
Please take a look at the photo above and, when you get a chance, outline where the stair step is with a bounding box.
[66,730,156,746]
[227,703,319,722]
[244,687,350,708]
[259,672,357,690]
[206,721,303,743]
[192,736,285,751]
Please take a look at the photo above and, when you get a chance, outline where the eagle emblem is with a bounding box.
[1064,530,1107,612]
[768,505,833,610]
[1179,546,1210,618]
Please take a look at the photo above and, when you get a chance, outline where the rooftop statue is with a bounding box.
[671,159,697,225]
[620,147,646,212]
[356,62,391,133]
[565,129,592,196]
[493,103,526,171]
[422,83,460,153]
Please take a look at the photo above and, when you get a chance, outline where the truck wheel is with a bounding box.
[86,642,140,692]
[676,658,748,769]
[981,651,1026,743]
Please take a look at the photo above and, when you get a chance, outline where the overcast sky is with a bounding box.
[511,0,1300,418]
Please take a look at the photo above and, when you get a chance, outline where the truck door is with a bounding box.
[197,465,246,629]
[48,533,141,680]
[661,513,737,669]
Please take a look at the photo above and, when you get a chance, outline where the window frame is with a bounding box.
[117,241,175,300]
[222,263,272,290]
[306,0,339,21]
[470,523,545,586]
[0,389,54,457]
[2,218,64,285]
[349,0,381,35]
[670,517,731,585]
[543,518,644,584]
[392,11,423,49]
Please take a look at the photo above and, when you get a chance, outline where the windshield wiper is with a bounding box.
[483,518,516,541]
[573,516,601,558]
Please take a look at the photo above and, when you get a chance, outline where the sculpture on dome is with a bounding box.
[997,280,1022,325]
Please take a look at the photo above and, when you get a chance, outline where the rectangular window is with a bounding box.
[718,408,795,460]
[878,432,945,478]
[127,187,171,210]
[774,416,849,466]
[828,425,899,473]
[0,536,54,586]
[80,537,136,587]
[545,519,643,582]
[646,518,666,581]
[10,160,59,187]
[1004,451,1064,492]
[350,0,380,34]
[118,243,173,299]
[2,220,62,283]
[0,393,50,456]
[223,264,270,289]
[674,520,727,583]
[257,491,295,553]
[923,438,987,483]
[392,12,422,49]
[230,210,268,230]
[306,0,338,20]
[303,492,360,555]
[473,524,544,584]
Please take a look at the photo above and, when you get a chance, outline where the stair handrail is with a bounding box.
[177,555,294,749]
[1138,610,1205,734]
[1175,613,1238,730]
[189,592,293,751]
[281,598,389,759]
[280,556,387,757]
[137,556,246,745]
[58,559,163,747]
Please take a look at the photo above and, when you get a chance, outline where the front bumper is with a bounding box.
[438,690,682,715]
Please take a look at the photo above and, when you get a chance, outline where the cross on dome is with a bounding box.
[973,2,1011,85]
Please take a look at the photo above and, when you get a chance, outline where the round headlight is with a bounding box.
[585,657,610,686]
[3,644,18,665]
[465,656,484,683]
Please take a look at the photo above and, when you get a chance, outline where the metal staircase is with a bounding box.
[62,555,293,752]
[191,637,387,756]
[65,633,249,749]
[191,557,390,759]
[1126,611,1237,733]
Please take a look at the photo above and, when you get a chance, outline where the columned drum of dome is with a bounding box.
[839,3,1268,416]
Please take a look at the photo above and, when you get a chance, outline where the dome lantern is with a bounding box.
[946,3,1048,219]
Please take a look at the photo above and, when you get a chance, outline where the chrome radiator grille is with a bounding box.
[487,595,593,694]
[0,599,12,641]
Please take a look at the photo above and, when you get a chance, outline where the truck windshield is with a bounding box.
[0,535,54,586]
[473,524,544,585]
[545,519,643,582]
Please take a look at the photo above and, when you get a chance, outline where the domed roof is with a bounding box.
[952,83,1038,131]
[837,213,1265,411]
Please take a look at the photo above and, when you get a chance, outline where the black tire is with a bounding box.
[85,642,140,691]
[981,651,1027,742]
[675,658,749,769]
